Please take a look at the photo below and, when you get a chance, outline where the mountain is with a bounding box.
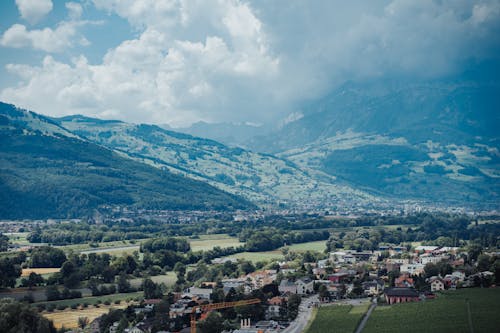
[0,102,253,219]
[55,115,376,208]
[171,121,271,148]
[250,78,500,208]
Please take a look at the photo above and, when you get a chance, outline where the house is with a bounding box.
[278,279,297,294]
[415,246,438,253]
[328,272,349,283]
[266,296,286,319]
[185,287,212,299]
[395,274,414,288]
[384,288,419,304]
[419,254,449,265]
[400,263,425,275]
[362,280,384,296]
[430,278,445,292]
[296,278,314,295]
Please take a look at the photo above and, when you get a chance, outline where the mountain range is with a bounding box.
[0,75,498,219]
[0,103,253,219]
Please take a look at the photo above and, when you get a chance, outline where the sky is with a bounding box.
[0,0,499,127]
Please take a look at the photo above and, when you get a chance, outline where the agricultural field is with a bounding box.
[284,240,327,253]
[21,268,60,277]
[225,250,284,263]
[305,303,369,333]
[364,288,500,333]
[129,272,177,289]
[188,234,244,252]
[36,291,143,308]
[43,302,130,329]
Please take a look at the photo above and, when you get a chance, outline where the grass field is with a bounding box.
[305,303,369,333]
[43,303,129,329]
[189,234,244,252]
[364,288,500,333]
[225,250,284,263]
[129,272,177,288]
[284,240,327,253]
[36,291,143,308]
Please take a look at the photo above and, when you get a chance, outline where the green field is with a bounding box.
[188,234,244,252]
[225,250,284,263]
[364,288,500,333]
[35,291,143,307]
[305,303,369,333]
[129,272,177,288]
[285,240,327,253]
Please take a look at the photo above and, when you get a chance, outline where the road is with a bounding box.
[281,295,318,333]
[354,298,377,333]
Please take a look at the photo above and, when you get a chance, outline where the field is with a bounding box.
[305,303,369,333]
[21,268,61,277]
[284,240,327,253]
[129,272,177,288]
[188,234,244,252]
[364,288,500,333]
[225,250,284,263]
[36,291,143,308]
[43,303,129,329]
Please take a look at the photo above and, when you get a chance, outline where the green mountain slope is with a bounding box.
[55,115,376,207]
[0,103,253,219]
[254,79,499,207]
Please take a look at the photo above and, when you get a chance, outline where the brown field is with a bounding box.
[43,303,129,329]
[22,268,60,277]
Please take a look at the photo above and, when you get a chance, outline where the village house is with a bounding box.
[362,280,385,296]
[400,263,425,275]
[384,287,420,304]
[296,277,314,294]
[278,279,297,294]
[430,277,445,292]
[395,274,414,288]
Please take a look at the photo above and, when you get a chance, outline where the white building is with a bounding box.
[400,263,425,275]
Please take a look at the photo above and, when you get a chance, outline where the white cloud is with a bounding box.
[15,0,53,25]
[66,2,83,20]
[1,0,500,126]
[0,21,89,53]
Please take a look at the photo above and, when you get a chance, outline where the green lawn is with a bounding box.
[305,304,369,333]
[364,288,500,333]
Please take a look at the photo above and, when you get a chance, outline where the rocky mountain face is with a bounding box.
[249,78,499,207]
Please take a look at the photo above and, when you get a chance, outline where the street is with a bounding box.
[281,295,318,333]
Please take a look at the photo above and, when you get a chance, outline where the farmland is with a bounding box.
[21,268,60,277]
[305,303,369,333]
[43,302,130,329]
[285,240,326,253]
[363,288,500,333]
[36,291,143,308]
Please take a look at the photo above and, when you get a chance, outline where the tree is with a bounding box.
[318,284,329,300]
[0,233,9,251]
[287,294,301,320]
[45,285,60,301]
[77,317,89,329]
[117,273,131,293]
[0,298,56,333]
[198,311,223,333]
[0,257,22,288]
[142,278,163,299]
[424,263,440,278]
[30,247,66,268]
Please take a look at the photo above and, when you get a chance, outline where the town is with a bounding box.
[0,211,498,333]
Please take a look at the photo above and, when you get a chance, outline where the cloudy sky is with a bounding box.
[0,0,499,127]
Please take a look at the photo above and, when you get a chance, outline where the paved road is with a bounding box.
[354,298,377,333]
[281,295,318,333]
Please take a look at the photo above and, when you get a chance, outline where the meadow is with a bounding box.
[305,303,369,333]
[363,288,500,333]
